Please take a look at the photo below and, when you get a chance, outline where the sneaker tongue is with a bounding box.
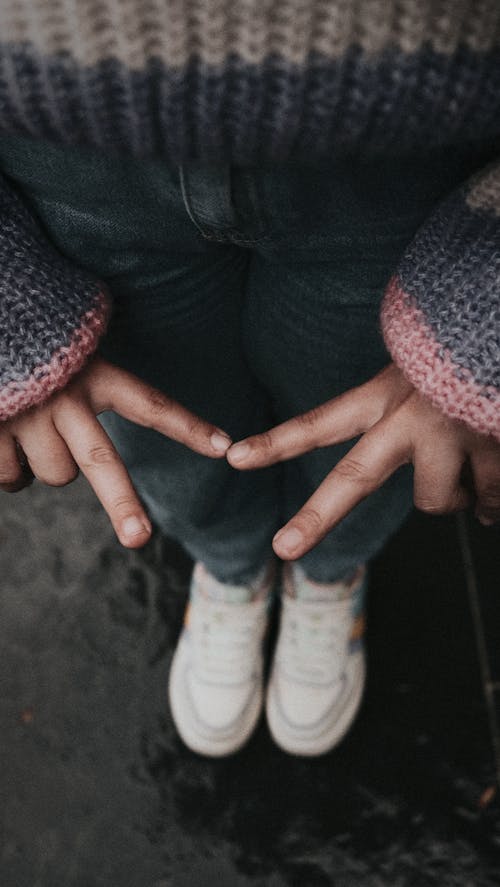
[194,563,271,604]
[295,583,350,604]
[205,584,255,605]
[290,566,356,603]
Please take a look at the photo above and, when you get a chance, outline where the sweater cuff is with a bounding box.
[0,175,111,421]
[381,276,500,441]
[0,289,110,421]
[380,160,500,443]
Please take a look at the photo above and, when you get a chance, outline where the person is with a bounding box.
[0,2,499,758]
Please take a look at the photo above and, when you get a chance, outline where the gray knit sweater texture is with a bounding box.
[0,1,498,439]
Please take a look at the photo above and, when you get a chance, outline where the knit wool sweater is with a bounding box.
[0,0,499,440]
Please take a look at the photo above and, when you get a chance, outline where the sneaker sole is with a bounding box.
[265,653,366,757]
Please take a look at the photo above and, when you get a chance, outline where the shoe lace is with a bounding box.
[279,597,353,684]
[191,596,267,683]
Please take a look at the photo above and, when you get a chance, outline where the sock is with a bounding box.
[285,563,366,604]
[192,561,274,604]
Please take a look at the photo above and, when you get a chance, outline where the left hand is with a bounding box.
[226,363,500,560]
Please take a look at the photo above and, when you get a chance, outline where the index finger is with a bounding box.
[92,365,232,457]
[227,384,383,470]
[55,403,152,548]
[272,425,409,560]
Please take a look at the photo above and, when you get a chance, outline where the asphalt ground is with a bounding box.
[1,477,499,887]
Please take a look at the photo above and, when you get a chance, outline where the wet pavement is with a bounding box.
[1,477,500,887]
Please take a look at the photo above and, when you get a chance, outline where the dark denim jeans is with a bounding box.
[0,136,488,582]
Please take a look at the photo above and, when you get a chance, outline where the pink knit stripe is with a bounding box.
[0,292,111,421]
[381,277,500,441]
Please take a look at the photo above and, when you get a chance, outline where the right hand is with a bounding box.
[0,356,232,547]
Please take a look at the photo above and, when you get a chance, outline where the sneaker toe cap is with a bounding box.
[272,670,348,729]
[187,671,258,731]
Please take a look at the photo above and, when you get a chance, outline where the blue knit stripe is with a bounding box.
[398,192,500,392]
[1,43,500,163]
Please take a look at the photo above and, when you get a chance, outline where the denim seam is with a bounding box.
[179,164,269,246]
[179,164,214,240]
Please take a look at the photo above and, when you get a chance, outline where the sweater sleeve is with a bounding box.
[0,174,110,422]
[380,161,500,442]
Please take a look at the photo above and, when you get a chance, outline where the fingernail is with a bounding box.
[478,515,495,527]
[273,526,304,553]
[228,442,251,463]
[122,516,150,538]
[210,430,232,453]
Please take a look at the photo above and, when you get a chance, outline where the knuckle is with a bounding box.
[296,406,323,431]
[84,444,119,468]
[110,495,138,517]
[296,506,324,534]
[147,389,170,419]
[334,457,374,486]
[257,430,275,454]
[184,415,204,440]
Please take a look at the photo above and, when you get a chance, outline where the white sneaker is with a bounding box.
[168,562,272,757]
[266,563,367,756]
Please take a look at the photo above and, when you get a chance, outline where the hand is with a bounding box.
[0,356,232,547]
[227,363,500,560]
